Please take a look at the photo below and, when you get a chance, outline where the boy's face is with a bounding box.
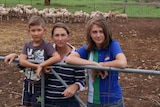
[28,25,46,42]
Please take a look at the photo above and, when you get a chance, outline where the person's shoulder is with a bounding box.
[67,42,76,52]
[43,40,52,46]
[24,40,32,45]
[110,40,119,45]
[81,44,87,49]
[108,40,120,49]
[43,40,50,44]
[111,40,118,43]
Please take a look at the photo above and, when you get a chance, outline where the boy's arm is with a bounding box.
[5,53,19,65]
[19,54,38,69]
[39,51,60,68]
[36,51,61,78]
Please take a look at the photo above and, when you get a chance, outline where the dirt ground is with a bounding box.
[0,17,160,107]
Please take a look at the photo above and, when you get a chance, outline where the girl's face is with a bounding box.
[51,28,70,48]
[28,25,46,43]
[90,24,105,48]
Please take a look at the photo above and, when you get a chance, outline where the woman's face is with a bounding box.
[90,24,105,48]
[51,28,70,48]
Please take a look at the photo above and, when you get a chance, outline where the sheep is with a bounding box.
[37,10,45,17]
[115,13,128,22]
[83,12,90,23]
[16,4,25,8]
[63,11,72,23]
[0,8,10,20]
[0,5,129,23]
[109,11,119,20]
[73,10,86,23]
[24,5,32,9]
[42,11,55,23]
[54,11,64,23]
[24,8,38,20]
[102,12,111,21]
[0,4,4,8]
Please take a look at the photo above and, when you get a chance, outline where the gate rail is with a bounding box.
[0,56,160,107]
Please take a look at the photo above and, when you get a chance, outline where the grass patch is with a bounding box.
[0,0,160,17]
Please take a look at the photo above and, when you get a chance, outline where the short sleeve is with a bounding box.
[77,45,89,59]
[110,40,123,59]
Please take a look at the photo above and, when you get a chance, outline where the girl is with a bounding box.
[66,16,127,107]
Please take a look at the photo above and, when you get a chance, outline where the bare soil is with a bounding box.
[0,17,160,107]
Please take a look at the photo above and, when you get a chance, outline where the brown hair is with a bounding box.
[86,16,112,51]
[51,22,70,37]
[28,15,45,28]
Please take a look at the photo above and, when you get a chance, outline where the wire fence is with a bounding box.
[0,56,160,107]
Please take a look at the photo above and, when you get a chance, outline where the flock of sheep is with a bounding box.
[0,4,128,23]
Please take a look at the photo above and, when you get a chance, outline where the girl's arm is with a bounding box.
[99,53,127,68]
[66,52,99,66]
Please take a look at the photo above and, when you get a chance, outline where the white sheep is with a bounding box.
[73,10,85,22]
[54,11,64,23]
[63,11,72,23]
[90,11,103,19]
[42,11,55,23]
[0,8,10,20]
[115,13,128,22]
[0,4,4,8]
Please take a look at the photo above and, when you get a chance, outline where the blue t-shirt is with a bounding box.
[77,40,123,104]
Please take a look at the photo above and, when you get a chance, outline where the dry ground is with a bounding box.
[0,17,160,107]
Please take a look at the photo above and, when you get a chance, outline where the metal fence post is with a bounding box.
[51,69,87,107]
[41,72,45,107]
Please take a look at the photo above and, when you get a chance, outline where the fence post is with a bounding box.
[41,72,45,107]
[123,0,127,13]
[4,0,6,7]
[51,69,87,107]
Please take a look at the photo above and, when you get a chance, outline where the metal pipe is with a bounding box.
[50,69,87,107]
[0,56,160,75]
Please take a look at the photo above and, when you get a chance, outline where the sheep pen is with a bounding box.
[0,17,160,107]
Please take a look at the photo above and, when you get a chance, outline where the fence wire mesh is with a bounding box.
[0,57,160,107]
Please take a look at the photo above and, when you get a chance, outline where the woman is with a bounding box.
[44,22,86,107]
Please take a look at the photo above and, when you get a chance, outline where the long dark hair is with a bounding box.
[86,16,112,51]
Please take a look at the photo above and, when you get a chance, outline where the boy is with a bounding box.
[18,15,61,107]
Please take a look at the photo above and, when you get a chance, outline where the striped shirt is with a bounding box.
[45,43,86,100]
